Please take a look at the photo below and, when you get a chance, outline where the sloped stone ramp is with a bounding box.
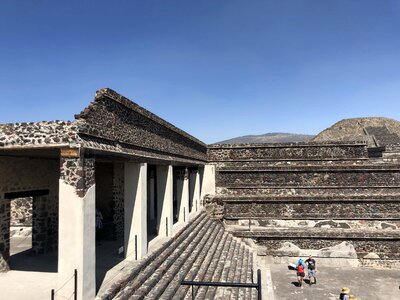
[99,212,257,300]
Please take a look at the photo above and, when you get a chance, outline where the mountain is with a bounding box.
[215,132,315,144]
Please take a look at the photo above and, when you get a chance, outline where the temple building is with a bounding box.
[1,89,399,300]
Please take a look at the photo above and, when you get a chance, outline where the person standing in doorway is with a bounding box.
[96,208,104,245]
[305,255,317,285]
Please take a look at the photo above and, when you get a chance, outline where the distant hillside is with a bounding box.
[216,132,315,144]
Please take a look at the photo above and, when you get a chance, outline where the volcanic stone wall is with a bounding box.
[208,142,368,161]
[113,163,124,239]
[208,142,400,263]
[217,168,400,188]
[0,121,79,148]
[76,88,207,163]
[224,199,400,220]
[10,197,32,226]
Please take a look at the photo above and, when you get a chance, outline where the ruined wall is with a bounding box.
[235,230,400,260]
[76,88,207,163]
[10,197,32,226]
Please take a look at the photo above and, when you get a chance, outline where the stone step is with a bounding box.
[149,222,223,299]
[234,228,400,260]
[217,186,400,197]
[230,245,246,300]
[364,126,400,146]
[210,238,238,300]
[216,169,400,188]
[238,246,250,299]
[223,199,400,220]
[192,233,236,299]
[226,219,400,231]
[208,142,368,161]
[216,193,400,201]
[214,158,382,170]
[174,231,230,299]
[202,236,237,300]
[109,213,257,300]
[112,213,209,299]
[100,213,207,299]
[217,237,241,299]
[216,163,399,171]
[200,234,234,299]
[128,218,216,299]
[245,253,255,300]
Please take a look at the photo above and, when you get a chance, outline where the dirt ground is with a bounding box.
[267,263,400,300]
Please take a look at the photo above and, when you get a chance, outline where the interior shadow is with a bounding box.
[9,249,58,272]
[95,239,125,292]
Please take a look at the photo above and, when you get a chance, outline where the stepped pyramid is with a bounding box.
[207,141,400,267]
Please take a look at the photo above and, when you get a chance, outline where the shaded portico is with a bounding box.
[0,88,215,300]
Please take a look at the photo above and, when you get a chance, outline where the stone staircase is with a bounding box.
[99,212,257,300]
[364,126,400,146]
[207,142,400,266]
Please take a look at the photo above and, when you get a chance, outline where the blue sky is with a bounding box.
[1,1,399,143]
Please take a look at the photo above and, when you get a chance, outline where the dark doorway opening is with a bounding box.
[6,189,58,273]
[147,165,158,242]
[95,162,125,293]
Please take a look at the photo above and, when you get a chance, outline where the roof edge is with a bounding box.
[75,88,207,147]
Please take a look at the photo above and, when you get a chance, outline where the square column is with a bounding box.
[200,164,216,202]
[156,165,173,237]
[176,167,189,223]
[124,162,147,260]
[58,152,96,300]
[189,169,201,213]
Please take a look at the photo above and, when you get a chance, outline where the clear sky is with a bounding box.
[1,1,399,143]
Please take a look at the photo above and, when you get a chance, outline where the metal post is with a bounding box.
[135,235,138,260]
[184,208,186,222]
[257,269,262,300]
[51,289,55,300]
[166,217,168,237]
[191,285,194,300]
[74,269,78,300]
